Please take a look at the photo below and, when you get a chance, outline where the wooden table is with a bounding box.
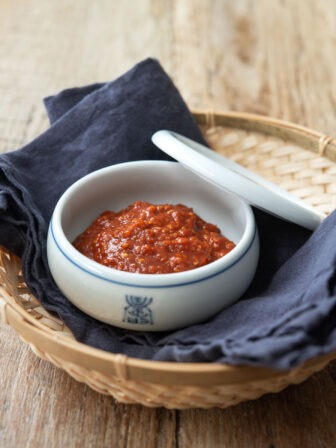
[1,1,336,446]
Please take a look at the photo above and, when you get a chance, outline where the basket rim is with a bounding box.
[2,288,336,386]
[1,110,336,386]
[193,109,336,161]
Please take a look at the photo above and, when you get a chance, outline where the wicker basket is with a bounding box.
[1,111,336,410]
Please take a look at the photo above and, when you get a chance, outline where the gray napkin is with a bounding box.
[1,58,336,370]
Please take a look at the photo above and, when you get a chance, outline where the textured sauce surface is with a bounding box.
[73,201,235,274]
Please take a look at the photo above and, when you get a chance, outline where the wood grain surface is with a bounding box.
[1,1,336,447]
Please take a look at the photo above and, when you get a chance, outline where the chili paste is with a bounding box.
[73,201,235,274]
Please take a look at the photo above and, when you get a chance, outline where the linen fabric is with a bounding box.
[1,58,336,370]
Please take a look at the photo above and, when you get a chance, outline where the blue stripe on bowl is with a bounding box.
[50,219,256,289]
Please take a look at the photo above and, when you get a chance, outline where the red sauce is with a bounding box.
[73,201,235,274]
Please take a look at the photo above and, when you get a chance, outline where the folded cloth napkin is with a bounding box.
[1,58,336,370]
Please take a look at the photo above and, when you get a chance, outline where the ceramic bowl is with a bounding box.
[47,160,259,331]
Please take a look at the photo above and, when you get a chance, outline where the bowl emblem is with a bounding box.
[123,295,154,325]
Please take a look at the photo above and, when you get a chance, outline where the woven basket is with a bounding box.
[1,111,336,410]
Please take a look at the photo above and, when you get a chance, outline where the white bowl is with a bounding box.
[47,160,259,331]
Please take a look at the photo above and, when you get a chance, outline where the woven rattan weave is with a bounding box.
[1,111,335,409]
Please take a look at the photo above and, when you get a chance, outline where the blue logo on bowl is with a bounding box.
[123,295,154,325]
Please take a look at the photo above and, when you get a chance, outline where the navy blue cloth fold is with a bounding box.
[1,58,336,370]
